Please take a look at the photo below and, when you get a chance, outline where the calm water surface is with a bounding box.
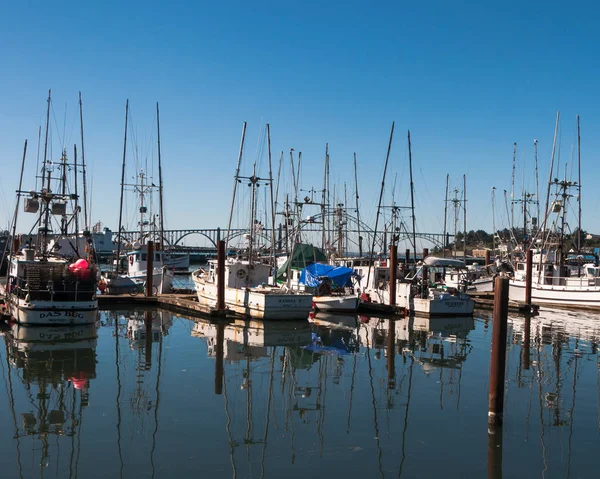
[0,308,598,478]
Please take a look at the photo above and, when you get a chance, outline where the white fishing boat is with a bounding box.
[508,114,599,310]
[4,92,98,325]
[193,258,313,319]
[509,252,600,309]
[398,257,475,316]
[5,249,98,325]
[102,248,174,294]
[192,122,312,320]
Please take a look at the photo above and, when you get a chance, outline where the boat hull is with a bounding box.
[193,277,312,320]
[509,280,600,309]
[7,298,98,326]
[103,268,174,294]
[312,295,359,312]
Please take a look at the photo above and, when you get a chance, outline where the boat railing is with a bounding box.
[10,277,96,302]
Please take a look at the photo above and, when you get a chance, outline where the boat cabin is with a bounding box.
[207,260,272,289]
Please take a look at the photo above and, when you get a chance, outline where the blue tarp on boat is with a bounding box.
[299,263,356,288]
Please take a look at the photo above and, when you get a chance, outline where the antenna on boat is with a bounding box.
[366,121,394,290]
[115,99,129,273]
[226,122,247,251]
[156,102,165,250]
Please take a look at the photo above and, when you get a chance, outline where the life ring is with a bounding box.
[129,255,134,265]
[236,268,247,279]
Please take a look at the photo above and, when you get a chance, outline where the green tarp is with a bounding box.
[276,243,328,283]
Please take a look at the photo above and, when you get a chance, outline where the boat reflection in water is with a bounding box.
[2,320,98,478]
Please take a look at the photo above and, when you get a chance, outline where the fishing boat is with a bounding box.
[192,123,312,319]
[398,257,475,316]
[100,101,174,295]
[3,92,98,325]
[299,263,359,312]
[508,114,600,309]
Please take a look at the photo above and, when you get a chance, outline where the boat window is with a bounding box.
[141,253,147,261]
[517,263,524,271]
[155,254,160,261]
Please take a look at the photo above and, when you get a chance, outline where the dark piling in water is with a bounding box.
[488,276,509,428]
[525,249,533,306]
[217,240,226,311]
[146,241,154,297]
[389,244,397,306]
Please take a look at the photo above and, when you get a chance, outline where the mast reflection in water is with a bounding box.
[0,307,598,478]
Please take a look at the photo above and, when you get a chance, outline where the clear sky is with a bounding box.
[1,0,599,247]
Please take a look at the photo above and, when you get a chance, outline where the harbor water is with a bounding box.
[0,308,598,478]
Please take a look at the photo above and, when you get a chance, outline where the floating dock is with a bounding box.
[469,291,538,314]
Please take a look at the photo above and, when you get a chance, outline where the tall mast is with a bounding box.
[37,90,51,255]
[79,92,89,230]
[74,144,79,238]
[463,174,467,258]
[266,124,277,270]
[408,130,417,261]
[156,102,165,249]
[321,144,328,250]
[60,148,68,235]
[534,139,540,228]
[326,144,331,249]
[491,187,496,256]
[577,115,581,251]
[541,112,560,241]
[443,174,449,258]
[116,100,129,273]
[8,140,28,272]
[248,162,258,265]
[366,121,394,288]
[226,122,247,250]
[511,142,517,236]
[353,152,362,257]
[139,170,145,243]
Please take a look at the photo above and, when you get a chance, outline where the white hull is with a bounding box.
[8,298,98,326]
[193,276,312,320]
[509,280,600,309]
[398,284,474,316]
[312,295,359,312]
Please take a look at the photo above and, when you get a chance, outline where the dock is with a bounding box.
[469,291,538,314]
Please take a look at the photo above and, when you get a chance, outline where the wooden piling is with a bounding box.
[214,323,225,394]
[525,249,533,306]
[389,244,397,306]
[146,241,154,297]
[485,250,491,266]
[422,248,429,260]
[217,240,226,311]
[488,276,509,428]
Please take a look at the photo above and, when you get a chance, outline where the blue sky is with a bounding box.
[1,0,599,246]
